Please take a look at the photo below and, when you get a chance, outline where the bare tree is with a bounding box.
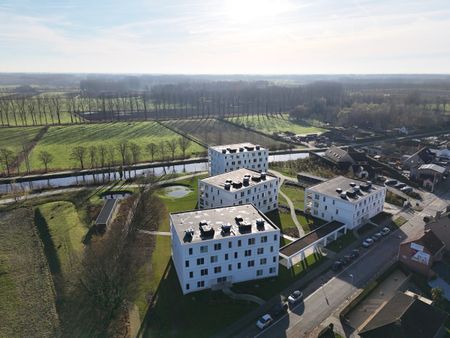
[159,142,166,161]
[129,142,141,165]
[117,141,128,166]
[98,144,108,168]
[70,146,87,169]
[146,143,158,162]
[178,137,191,159]
[0,148,15,176]
[21,141,31,173]
[38,151,53,172]
[166,139,178,161]
[88,145,98,169]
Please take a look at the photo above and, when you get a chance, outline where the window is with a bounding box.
[197,281,205,288]
[210,255,218,263]
[201,268,208,276]
[269,267,276,274]
[185,260,189,268]
[237,262,241,269]
[188,248,193,255]
[256,269,263,276]
[196,258,205,265]
[336,209,339,215]
[260,258,267,265]
[238,240,242,247]
[270,246,274,253]
[244,249,252,257]
[214,243,221,251]
[228,264,232,271]
[234,252,238,259]
[200,246,208,253]
[217,276,227,283]
[224,253,229,260]
[186,283,190,290]
[274,234,278,241]
[228,241,232,249]
[214,266,222,274]
[257,248,264,255]
[248,238,255,245]
[323,196,326,202]
[273,256,277,263]
[261,236,268,243]
[248,260,255,267]
[189,271,193,278]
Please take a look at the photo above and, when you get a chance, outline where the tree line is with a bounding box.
[0,137,192,177]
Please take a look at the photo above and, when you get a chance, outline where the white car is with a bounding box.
[362,238,374,248]
[287,290,303,305]
[256,314,273,330]
[381,227,391,236]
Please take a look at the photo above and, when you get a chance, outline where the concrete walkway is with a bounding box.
[138,230,171,236]
[222,287,265,306]
[269,169,305,237]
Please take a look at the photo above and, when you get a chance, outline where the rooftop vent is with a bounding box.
[199,222,214,237]
[251,175,261,182]
[229,148,237,153]
[340,192,347,199]
[366,181,372,188]
[255,145,261,150]
[232,181,242,189]
[243,176,250,186]
[261,172,267,180]
[226,179,233,184]
[222,149,227,154]
[183,227,195,242]
[346,190,357,198]
[245,146,254,151]
[238,220,252,233]
[235,215,243,223]
[239,147,244,152]
[221,223,232,234]
[256,218,265,230]
[349,182,356,187]
[224,182,231,190]
[336,188,343,194]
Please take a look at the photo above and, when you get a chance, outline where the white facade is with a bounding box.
[170,205,280,295]
[208,143,269,176]
[305,176,386,229]
[198,168,279,213]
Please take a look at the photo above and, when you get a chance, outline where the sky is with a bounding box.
[0,0,450,74]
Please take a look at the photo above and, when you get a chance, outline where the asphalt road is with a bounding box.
[237,192,449,338]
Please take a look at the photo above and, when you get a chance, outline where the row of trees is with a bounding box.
[0,137,192,176]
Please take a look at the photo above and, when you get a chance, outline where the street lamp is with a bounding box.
[321,278,330,306]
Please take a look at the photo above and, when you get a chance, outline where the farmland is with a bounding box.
[0,207,59,337]
[0,126,44,153]
[23,122,205,172]
[227,114,326,136]
[162,118,290,149]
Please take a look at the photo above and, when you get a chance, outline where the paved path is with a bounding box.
[138,230,171,236]
[269,169,305,237]
[223,288,265,306]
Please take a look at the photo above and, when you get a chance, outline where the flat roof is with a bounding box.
[209,143,266,153]
[418,163,446,174]
[171,204,279,244]
[95,199,117,225]
[280,220,345,256]
[200,168,277,191]
[307,176,383,203]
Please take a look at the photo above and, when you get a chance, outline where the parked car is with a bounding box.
[350,249,360,259]
[401,186,413,193]
[287,290,303,305]
[271,302,288,318]
[362,238,374,247]
[332,261,343,271]
[372,232,383,241]
[344,254,353,262]
[394,182,406,189]
[385,179,397,186]
[338,258,349,266]
[256,314,273,330]
[381,227,391,236]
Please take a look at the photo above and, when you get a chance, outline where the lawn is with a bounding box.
[0,207,59,337]
[34,201,89,280]
[232,253,325,300]
[162,118,289,150]
[393,216,407,228]
[0,126,44,154]
[326,232,357,253]
[266,209,300,237]
[24,122,205,172]
[227,114,326,136]
[281,184,305,210]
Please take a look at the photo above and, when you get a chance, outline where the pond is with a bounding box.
[160,185,193,198]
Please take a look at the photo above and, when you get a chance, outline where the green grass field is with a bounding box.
[0,207,59,337]
[24,122,205,171]
[163,118,289,150]
[281,184,305,210]
[35,201,88,279]
[227,114,326,135]
[0,126,44,154]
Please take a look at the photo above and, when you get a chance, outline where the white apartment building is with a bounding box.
[208,143,269,176]
[170,204,280,295]
[198,168,280,213]
[304,176,386,229]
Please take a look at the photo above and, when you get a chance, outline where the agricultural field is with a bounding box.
[0,126,44,153]
[0,207,59,337]
[23,122,205,172]
[227,114,326,136]
[162,118,290,150]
